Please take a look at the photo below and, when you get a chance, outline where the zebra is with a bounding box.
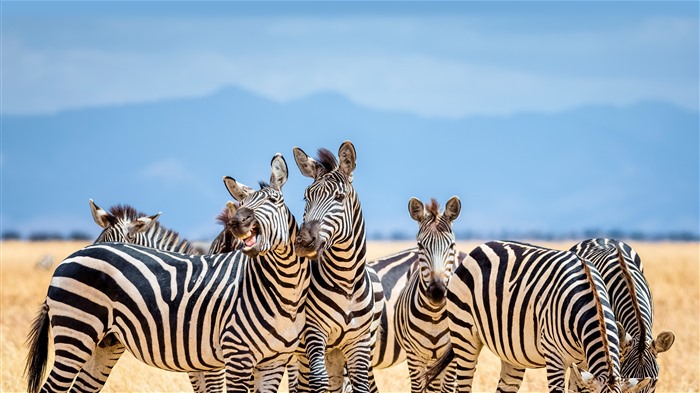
[90,198,244,392]
[393,196,461,393]
[289,141,384,393]
[423,240,651,393]
[569,239,675,393]
[25,153,310,393]
[89,199,191,253]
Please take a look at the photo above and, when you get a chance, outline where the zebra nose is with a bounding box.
[296,228,316,248]
[426,278,447,303]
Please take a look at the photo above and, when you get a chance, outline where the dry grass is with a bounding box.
[1,240,697,392]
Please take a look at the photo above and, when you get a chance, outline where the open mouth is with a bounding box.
[240,224,258,252]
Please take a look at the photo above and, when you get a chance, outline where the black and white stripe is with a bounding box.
[425,240,650,393]
[25,153,310,393]
[393,197,461,393]
[570,239,674,393]
[290,141,383,393]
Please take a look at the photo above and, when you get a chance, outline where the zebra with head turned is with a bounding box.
[424,240,651,393]
[25,153,310,393]
[569,239,674,393]
[393,196,461,393]
[289,141,384,393]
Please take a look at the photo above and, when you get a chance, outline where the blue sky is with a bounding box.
[2,1,698,240]
[3,1,698,118]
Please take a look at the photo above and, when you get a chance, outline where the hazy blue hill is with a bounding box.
[3,87,698,240]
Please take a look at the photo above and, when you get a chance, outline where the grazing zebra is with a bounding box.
[424,240,651,393]
[569,239,675,393]
[394,196,461,393]
[290,141,383,393]
[25,153,310,393]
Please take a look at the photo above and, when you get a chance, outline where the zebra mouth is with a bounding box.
[239,225,258,252]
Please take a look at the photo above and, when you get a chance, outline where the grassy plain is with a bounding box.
[1,240,698,392]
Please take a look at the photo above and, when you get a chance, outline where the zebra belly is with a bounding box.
[112,326,224,372]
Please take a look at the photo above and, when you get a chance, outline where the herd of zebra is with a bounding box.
[24,140,675,393]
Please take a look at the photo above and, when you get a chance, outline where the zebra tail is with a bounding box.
[25,302,50,393]
[420,343,455,391]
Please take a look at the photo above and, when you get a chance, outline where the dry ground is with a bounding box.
[1,240,698,392]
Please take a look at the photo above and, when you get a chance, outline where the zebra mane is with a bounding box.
[108,204,147,224]
[426,198,440,217]
[258,181,270,189]
[106,204,193,253]
[424,198,451,232]
[615,244,648,355]
[216,207,235,226]
[579,255,615,383]
[316,148,338,174]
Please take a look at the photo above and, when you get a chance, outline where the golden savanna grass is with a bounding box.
[1,241,698,392]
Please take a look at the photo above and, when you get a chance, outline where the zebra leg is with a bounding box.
[496,361,526,393]
[224,353,255,393]
[253,361,288,393]
[70,336,125,392]
[304,330,330,393]
[450,330,483,393]
[543,356,566,393]
[286,359,300,393]
[40,327,99,393]
[188,369,225,393]
[343,339,373,393]
[439,361,457,393]
[406,355,430,393]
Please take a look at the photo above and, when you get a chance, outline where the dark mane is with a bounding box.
[426,198,440,217]
[216,208,235,226]
[258,181,270,189]
[108,204,144,222]
[317,148,338,174]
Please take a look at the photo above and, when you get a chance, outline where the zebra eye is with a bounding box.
[334,191,345,201]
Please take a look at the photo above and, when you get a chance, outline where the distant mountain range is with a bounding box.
[3,86,698,241]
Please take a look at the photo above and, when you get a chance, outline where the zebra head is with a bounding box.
[222,153,291,258]
[293,141,358,259]
[571,363,652,393]
[90,199,161,243]
[613,245,675,393]
[408,196,460,304]
[618,322,675,393]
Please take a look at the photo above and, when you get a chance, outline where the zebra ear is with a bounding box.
[90,199,112,228]
[225,201,238,219]
[408,197,425,222]
[223,176,253,202]
[623,377,651,393]
[652,331,675,354]
[293,146,322,179]
[617,321,632,352]
[269,153,288,190]
[338,140,357,181]
[444,196,461,223]
[131,212,161,233]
